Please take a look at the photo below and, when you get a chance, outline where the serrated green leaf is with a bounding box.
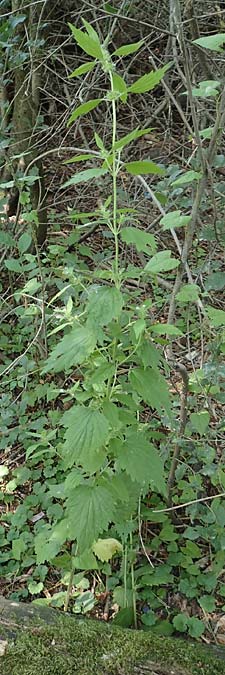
[66,484,115,551]
[205,272,225,291]
[113,40,144,57]
[120,226,156,253]
[125,160,165,176]
[206,306,225,326]
[64,154,93,164]
[112,72,127,102]
[199,595,216,613]
[144,250,179,274]
[94,132,105,151]
[81,19,100,43]
[193,33,225,52]
[150,323,184,337]
[61,167,107,188]
[173,613,188,632]
[69,61,96,78]
[42,323,96,373]
[62,405,110,471]
[67,99,102,126]
[128,62,172,94]
[187,617,205,638]
[93,538,123,561]
[28,581,44,595]
[172,170,202,186]
[160,210,191,230]
[86,285,123,326]
[114,127,153,151]
[176,283,200,303]
[115,433,167,496]
[0,230,15,247]
[129,367,171,415]
[68,23,103,59]
[190,411,210,436]
[12,538,26,560]
[35,521,70,564]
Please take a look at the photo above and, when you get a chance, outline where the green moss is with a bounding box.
[1,614,225,675]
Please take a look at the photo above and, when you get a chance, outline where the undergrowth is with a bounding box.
[1,19,225,643]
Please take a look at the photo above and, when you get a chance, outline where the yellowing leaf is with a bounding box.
[93,538,123,561]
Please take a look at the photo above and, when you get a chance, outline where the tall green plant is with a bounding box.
[34,22,178,600]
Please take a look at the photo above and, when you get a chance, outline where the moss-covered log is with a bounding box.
[0,596,225,675]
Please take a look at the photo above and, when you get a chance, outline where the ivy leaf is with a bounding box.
[128,63,172,93]
[86,286,123,326]
[62,406,110,471]
[93,538,123,561]
[115,433,167,496]
[125,160,165,176]
[42,324,97,373]
[129,367,171,415]
[120,226,156,254]
[61,167,107,188]
[113,40,144,57]
[144,250,179,274]
[67,99,102,126]
[66,484,115,551]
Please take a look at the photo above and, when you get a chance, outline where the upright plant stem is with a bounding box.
[109,71,119,287]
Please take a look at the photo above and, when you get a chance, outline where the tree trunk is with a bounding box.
[0,596,224,675]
